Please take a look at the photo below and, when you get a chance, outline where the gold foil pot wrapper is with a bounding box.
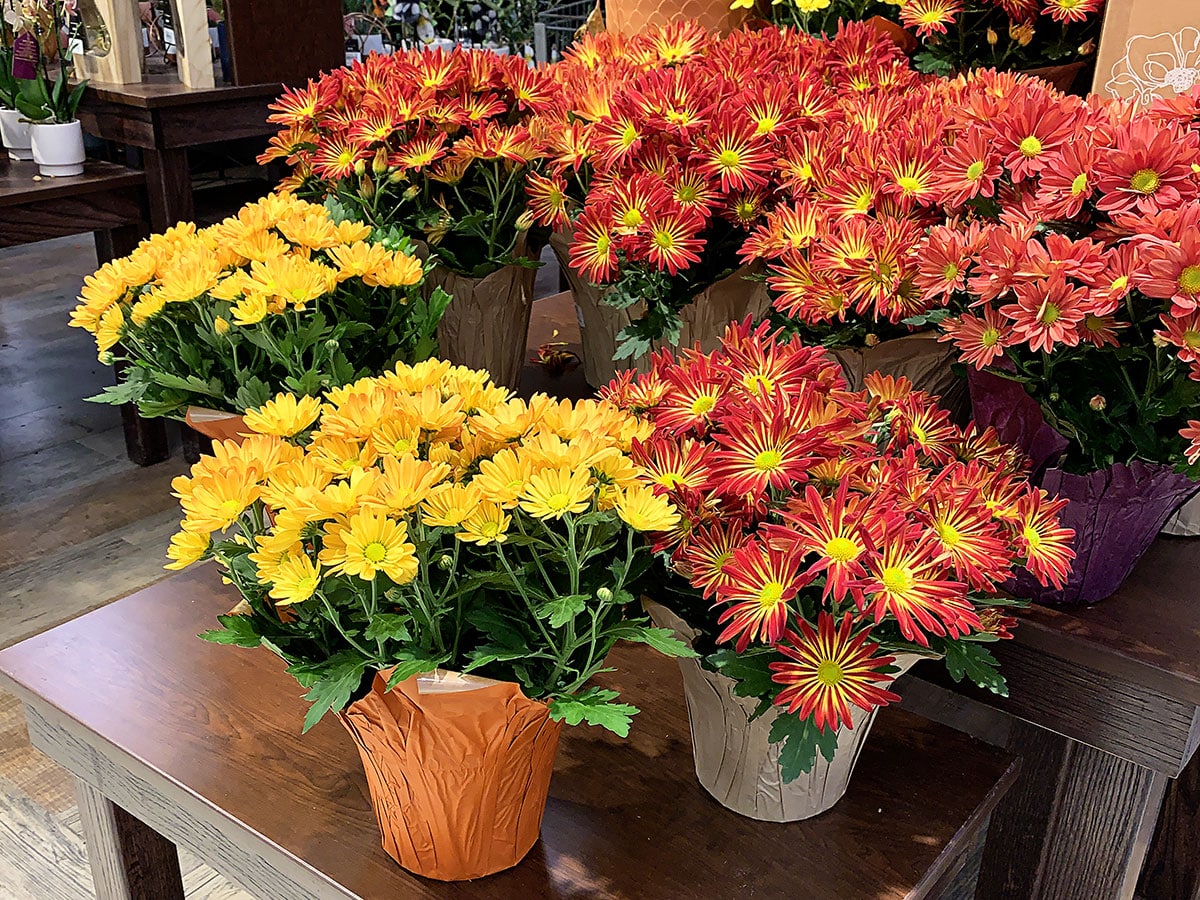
[338,669,563,881]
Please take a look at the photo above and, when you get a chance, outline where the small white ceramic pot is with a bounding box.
[0,108,34,161]
[30,120,86,177]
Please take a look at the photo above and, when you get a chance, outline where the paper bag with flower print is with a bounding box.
[1094,4,1200,104]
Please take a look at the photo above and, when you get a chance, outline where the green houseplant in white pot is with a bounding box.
[0,44,33,160]
[18,67,87,176]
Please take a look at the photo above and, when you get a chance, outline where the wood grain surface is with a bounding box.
[0,159,144,208]
[0,567,1018,900]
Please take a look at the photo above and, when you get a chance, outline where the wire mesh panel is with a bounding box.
[534,0,595,62]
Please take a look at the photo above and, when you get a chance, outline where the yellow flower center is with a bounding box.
[897,175,922,194]
[1179,265,1200,294]
[1182,328,1200,349]
[755,115,779,135]
[966,160,985,181]
[676,185,700,203]
[943,262,959,281]
[753,449,783,471]
[658,472,684,488]
[744,373,774,393]
[620,208,644,228]
[757,581,785,609]
[620,122,639,149]
[1071,172,1089,195]
[478,521,500,537]
[718,148,742,169]
[1040,303,1061,325]
[1130,168,1161,194]
[363,542,387,563]
[545,491,573,512]
[981,326,1000,347]
[295,574,318,595]
[824,536,860,563]
[881,566,915,594]
[911,423,928,444]
[219,499,242,518]
[1110,274,1129,293]
[1022,525,1042,550]
[1019,136,1043,158]
[937,522,962,549]
[815,660,845,687]
[652,230,676,250]
[690,394,717,415]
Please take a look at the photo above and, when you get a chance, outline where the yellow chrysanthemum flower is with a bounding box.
[164,528,211,570]
[377,455,450,513]
[306,466,382,519]
[180,469,262,534]
[129,290,169,327]
[310,435,379,476]
[110,248,159,287]
[519,466,593,520]
[94,305,125,357]
[472,448,530,508]
[334,219,372,243]
[319,388,393,440]
[248,531,306,581]
[266,554,322,606]
[368,419,423,459]
[243,255,337,310]
[277,210,342,250]
[244,394,323,438]
[209,271,250,301]
[230,292,269,326]
[326,241,392,282]
[470,396,541,443]
[456,501,511,546]
[366,251,424,288]
[319,510,418,583]
[421,483,482,527]
[615,484,680,532]
[261,457,334,509]
[155,250,223,304]
[400,387,466,440]
[231,229,291,263]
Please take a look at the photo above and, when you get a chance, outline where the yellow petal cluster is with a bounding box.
[166,361,676,609]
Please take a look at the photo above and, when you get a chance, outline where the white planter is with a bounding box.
[0,108,33,161]
[30,120,86,177]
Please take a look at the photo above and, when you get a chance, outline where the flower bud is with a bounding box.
[986,27,998,45]
[213,316,230,335]
[402,184,421,201]
[325,338,339,350]
[353,159,367,177]
[1153,333,1170,348]
[596,587,613,602]
[390,169,407,184]
[514,210,535,232]
[1078,39,1096,55]
[372,146,389,175]
[359,174,375,200]
[437,554,454,570]
[1089,394,1106,411]
[864,333,880,348]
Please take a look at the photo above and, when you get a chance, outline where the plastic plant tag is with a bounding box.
[12,32,38,81]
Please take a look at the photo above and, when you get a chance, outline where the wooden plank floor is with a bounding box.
[0,234,579,899]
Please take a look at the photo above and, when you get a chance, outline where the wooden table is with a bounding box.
[900,536,1200,900]
[0,567,1020,900]
[0,157,169,466]
[77,76,281,231]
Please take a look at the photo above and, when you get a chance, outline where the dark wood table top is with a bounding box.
[82,74,284,110]
[1009,537,1200,706]
[0,157,144,208]
[0,567,1018,900]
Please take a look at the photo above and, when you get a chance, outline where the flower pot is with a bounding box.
[1005,462,1200,606]
[0,108,33,161]
[966,367,1069,475]
[1020,60,1088,95]
[1162,495,1200,536]
[338,668,563,881]
[831,332,968,421]
[645,601,921,822]
[29,120,86,177]
[184,406,250,443]
[865,15,916,54]
[428,235,540,390]
[604,0,748,36]
[552,231,771,388]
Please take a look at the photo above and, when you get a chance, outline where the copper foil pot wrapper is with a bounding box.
[338,669,562,881]
[184,406,250,443]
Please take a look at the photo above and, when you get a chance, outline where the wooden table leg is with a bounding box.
[74,777,185,900]
[1140,746,1200,900]
[977,720,1169,900]
[141,148,193,232]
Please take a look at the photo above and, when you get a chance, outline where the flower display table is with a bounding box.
[0,567,1019,900]
[901,537,1200,900]
[76,75,281,231]
[0,157,168,467]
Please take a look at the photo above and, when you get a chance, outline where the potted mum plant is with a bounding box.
[604,319,1074,821]
[262,46,564,388]
[70,192,449,441]
[932,79,1200,603]
[165,362,693,880]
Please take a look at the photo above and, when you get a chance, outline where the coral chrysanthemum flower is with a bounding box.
[1000,275,1089,353]
[933,127,1002,207]
[716,540,810,652]
[1036,141,1097,219]
[1042,0,1102,23]
[644,211,704,275]
[1095,119,1200,215]
[899,0,962,38]
[858,533,977,646]
[939,305,1016,369]
[320,510,419,584]
[769,613,900,732]
[1181,420,1200,464]
[1156,310,1200,364]
[1137,230,1200,312]
[993,95,1080,182]
[1012,490,1075,588]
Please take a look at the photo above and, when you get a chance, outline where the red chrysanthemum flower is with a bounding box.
[932,126,1003,208]
[312,134,368,180]
[677,522,747,598]
[1011,490,1075,588]
[708,398,820,497]
[769,613,901,732]
[699,120,774,193]
[526,171,571,230]
[899,0,963,38]
[1095,118,1200,216]
[1041,0,1102,23]
[1182,421,1200,465]
[569,208,619,284]
[715,540,810,652]
[926,485,1014,591]
[782,483,883,604]
[643,210,705,275]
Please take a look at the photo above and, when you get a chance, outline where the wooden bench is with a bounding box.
[0,157,168,466]
[0,566,1020,900]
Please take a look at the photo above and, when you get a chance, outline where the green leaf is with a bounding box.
[84,380,147,406]
[299,652,369,733]
[769,710,839,782]
[363,613,411,644]
[708,648,778,699]
[939,640,1008,697]
[383,653,448,691]
[616,625,698,659]
[462,645,535,673]
[549,688,639,737]
[233,376,272,412]
[149,370,224,398]
[198,613,263,648]
[536,593,588,629]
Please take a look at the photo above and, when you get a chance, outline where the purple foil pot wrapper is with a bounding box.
[968,368,1200,605]
[1007,462,1200,606]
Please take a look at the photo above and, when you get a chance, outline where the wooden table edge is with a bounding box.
[0,671,365,900]
[0,165,146,209]
[909,753,1022,899]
